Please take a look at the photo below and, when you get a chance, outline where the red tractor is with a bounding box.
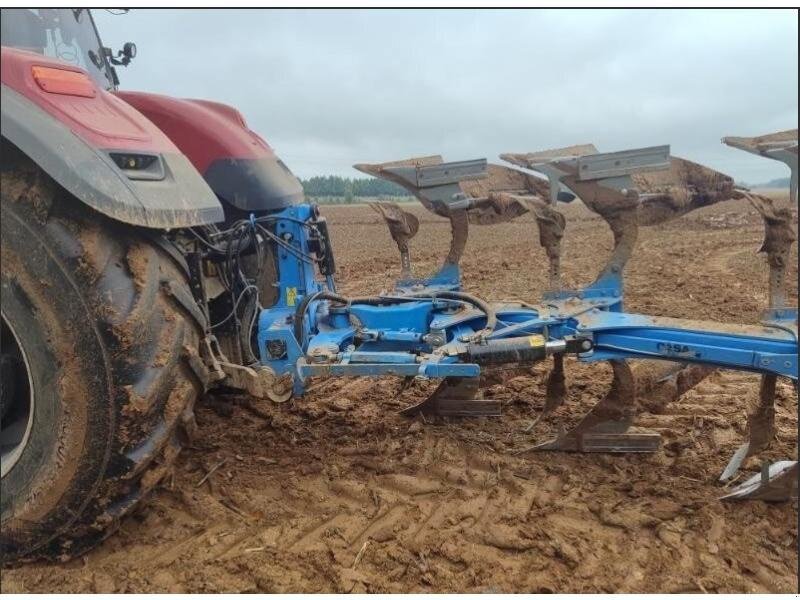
[0,8,302,562]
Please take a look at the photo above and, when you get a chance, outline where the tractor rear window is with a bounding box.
[0,8,114,90]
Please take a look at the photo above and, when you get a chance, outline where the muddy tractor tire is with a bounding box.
[0,162,208,564]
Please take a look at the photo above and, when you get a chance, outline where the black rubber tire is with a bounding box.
[0,162,209,564]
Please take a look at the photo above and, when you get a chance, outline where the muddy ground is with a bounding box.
[2,194,797,593]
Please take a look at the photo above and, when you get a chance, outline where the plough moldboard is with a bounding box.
[240,130,798,502]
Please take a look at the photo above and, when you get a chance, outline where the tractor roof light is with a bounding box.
[31,66,96,98]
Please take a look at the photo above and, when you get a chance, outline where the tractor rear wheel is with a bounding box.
[0,161,208,563]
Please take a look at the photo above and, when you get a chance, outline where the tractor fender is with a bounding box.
[0,49,224,228]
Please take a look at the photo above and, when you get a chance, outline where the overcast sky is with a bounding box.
[95,9,797,184]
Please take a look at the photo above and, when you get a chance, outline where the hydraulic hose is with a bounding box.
[407,290,497,334]
[292,289,497,349]
[293,290,348,343]
[293,291,422,345]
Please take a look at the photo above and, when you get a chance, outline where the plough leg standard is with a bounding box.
[197,131,797,501]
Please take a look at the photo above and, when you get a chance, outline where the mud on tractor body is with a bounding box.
[1,9,797,564]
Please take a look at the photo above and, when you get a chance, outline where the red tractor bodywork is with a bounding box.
[115,92,272,173]
[1,47,175,154]
[117,91,304,214]
[2,44,303,225]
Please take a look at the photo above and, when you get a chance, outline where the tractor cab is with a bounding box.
[0,8,135,90]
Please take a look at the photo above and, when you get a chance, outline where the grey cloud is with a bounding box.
[94,9,798,183]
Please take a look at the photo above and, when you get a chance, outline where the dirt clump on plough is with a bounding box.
[1,196,797,593]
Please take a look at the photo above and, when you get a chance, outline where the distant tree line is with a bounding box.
[737,177,791,189]
[756,177,790,189]
[301,175,409,201]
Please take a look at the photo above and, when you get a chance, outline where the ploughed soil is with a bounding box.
[2,194,797,593]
